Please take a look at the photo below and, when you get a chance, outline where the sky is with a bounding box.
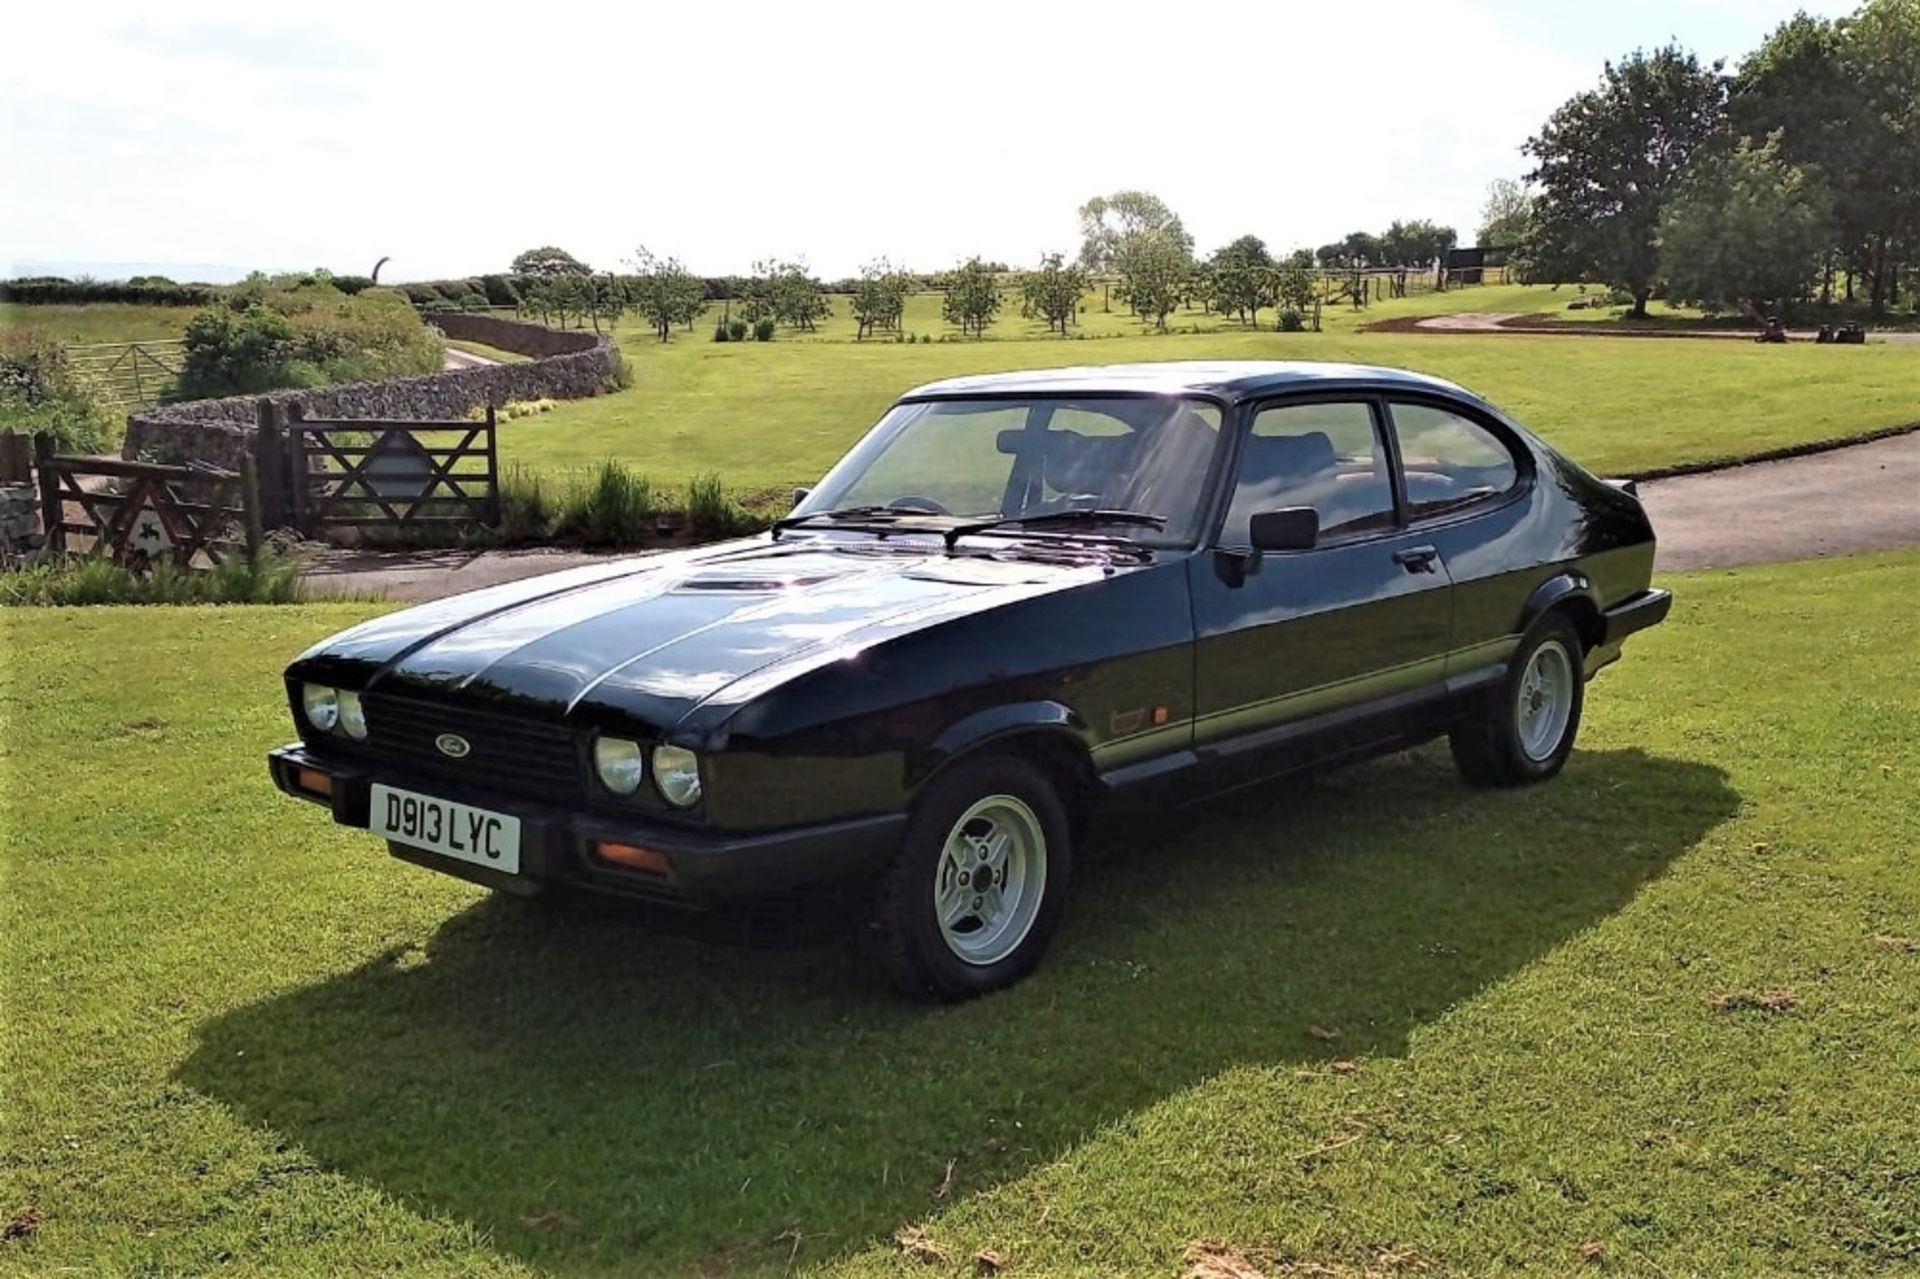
[2,0,1858,284]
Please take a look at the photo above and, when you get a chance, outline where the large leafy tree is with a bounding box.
[1077,191,1191,273]
[628,248,705,342]
[510,246,592,277]
[1016,253,1088,335]
[1477,179,1535,246]
[1734,1,1920,314]
[1660,133,1834,318]
[1523,45,1728,316]
[1378,219,1457,266]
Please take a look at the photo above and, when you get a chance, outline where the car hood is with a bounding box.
[299,536,1120,731]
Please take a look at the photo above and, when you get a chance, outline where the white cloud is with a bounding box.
[0,0,1852,281]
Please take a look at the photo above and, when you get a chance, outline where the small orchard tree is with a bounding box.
[1017,253,1087,335]
[587,273,628,333]
[628,248,705,341]
[772,261,832,331]
[511,246,592,277]
[851,260,911,339]
[942,258,1001,337]
[1660,133,1834,319]
[1208,234,1275,327]
[1114,229,1191,330]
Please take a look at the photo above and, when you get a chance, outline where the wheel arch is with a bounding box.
[1520,572,1604,652]
[910,703,1097,834]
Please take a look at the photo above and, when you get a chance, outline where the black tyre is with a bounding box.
[1450,617,1586,787]
[863,755,1073,1001]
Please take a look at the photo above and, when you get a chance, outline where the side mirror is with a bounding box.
[790,486,811,511]
[1249,506,1319,551]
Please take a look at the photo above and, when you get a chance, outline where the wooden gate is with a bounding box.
[279,405,498,537]
[33,433,261,567]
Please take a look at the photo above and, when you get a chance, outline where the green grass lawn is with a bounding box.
[0,302,197,345]
[504,319,1920,497]
[4,551,1918,1276]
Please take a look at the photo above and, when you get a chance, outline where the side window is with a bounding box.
[1390,402,1521,518]
[1221,401,1396,545]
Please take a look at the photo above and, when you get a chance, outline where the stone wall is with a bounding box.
[121,315,623,469]
[0,483,43,556]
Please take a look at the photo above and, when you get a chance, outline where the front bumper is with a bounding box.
[267,743,906,904]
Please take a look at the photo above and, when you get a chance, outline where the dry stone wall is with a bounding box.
[122,314,622,470]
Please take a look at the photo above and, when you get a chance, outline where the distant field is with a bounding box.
[0,302,196,345]
[500,318,1920,495]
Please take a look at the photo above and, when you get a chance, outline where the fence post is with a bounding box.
[285,401,311,537]
[253,398,283,530]
[32,432,64,558]
[484,404,500,526]
[239,452,263,559]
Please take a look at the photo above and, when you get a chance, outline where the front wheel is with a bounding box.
[1450,618,1585,786]
[863,755,1072,1001]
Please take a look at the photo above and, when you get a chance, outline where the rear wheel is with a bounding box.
[1450,617,1585,786]
[864,755,1072,1001]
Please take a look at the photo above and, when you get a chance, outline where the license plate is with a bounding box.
[370,783,521,874]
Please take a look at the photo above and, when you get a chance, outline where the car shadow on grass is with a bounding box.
[180,744,1735,1275]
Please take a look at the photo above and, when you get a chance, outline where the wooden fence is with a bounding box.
[33,434,260,567]
[264,403,499,538]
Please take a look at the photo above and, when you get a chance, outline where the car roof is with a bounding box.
[901,360,1472,404]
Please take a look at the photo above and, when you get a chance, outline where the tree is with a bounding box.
[1207,235,1275,327]
[628,248,705,341]
[1478,179,1535,247]
[851,260,911,339]
[942,258,1001,337]
[1113,228,1191,330]
[1077,190,1191,273]
[1016,253,1088,335]
[586,273,628,333]
[1523,45,1728,316]
[1378,219,1457,266]
[1660,133,1834,319]
[510,246,592,277]
[1733,2,1920,315]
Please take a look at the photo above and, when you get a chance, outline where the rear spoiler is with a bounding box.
[1604,477,1640,498]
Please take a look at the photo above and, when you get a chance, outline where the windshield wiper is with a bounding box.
[772,505,919,537]
[941,509,1167,549]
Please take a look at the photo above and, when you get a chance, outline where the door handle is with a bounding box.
[1393,545,1440,573]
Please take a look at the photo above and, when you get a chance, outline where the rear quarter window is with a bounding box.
[1390,402,1522,518]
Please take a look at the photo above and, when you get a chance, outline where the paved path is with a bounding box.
[442,346,498,370]
[302,431,1920,603]
[1642,429,1920,572]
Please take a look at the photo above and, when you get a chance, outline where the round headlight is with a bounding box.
[337,690,368,740]
[651,745,702,808]
[301,683,339,733]
[594,736,645,795]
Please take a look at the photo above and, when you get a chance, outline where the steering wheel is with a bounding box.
[886,495,951,515]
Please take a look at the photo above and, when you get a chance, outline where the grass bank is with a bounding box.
[2,551,1917,1275]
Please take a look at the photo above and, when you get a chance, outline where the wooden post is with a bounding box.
[239,452,263,558]
[483,404,500,526]
[285,402,310,537]
[0,430,28,484]
[254,398,283,530]
[32,432,64,557]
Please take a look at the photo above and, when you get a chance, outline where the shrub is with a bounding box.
[712,322,731,342]
[1,549,305,606]
[753,318,776,342]
[727,318,748,341]
[167,289,443,402]
[686,472,758,538]
[0,277,218,306]
[1276,308,1305,332]
[0,329,114,452]
[602,348,634,392]
[555,460,658,547]
[495,464,557,543]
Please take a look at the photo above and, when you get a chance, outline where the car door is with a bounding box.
[1188,395,1456,777]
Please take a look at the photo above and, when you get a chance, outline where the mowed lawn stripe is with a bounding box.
[2,553,1917,1276]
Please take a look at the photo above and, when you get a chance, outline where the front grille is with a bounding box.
[360,691,584,803]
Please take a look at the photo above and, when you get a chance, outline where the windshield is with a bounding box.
[792,396,1224,547]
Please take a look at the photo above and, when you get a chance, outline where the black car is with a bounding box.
[271,361,1670,999]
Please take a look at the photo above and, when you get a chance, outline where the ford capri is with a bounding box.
[270,361,1670,999]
